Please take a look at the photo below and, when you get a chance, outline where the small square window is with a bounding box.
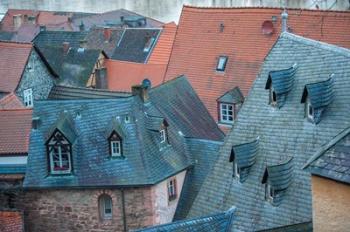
[216,56,228,72]
[167,178,177,201]
[23,88,33,108]
[220,103,235,124]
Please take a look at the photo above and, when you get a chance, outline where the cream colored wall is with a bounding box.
[311,175,350,232]
[151,170,187,225]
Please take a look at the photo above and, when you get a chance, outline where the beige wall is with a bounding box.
[152,170,187,225]
[311,175,350,232]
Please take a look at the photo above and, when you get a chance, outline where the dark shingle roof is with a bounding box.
[24,76,223,188]
[0,31,15,41]
[48,85,131,99]
[112,28,161,63]
[37,46,102,87]
[187,33,350,231]
[33,31,89,48]
[304,127,350,184]
[217,87,244,104]
[135,207,236,232]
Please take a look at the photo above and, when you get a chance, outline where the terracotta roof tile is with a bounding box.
[165,6,350,124]
[148,22,177,65]
[0,211,24,232]
[106,59,166,92]
[0,109,32,155]
[0,41,32,93]
[0,93,24,109]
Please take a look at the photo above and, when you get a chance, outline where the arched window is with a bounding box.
[99,194,113,220]
[109,131,122,157]
[47,130,72,174]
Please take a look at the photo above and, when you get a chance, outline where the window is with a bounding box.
[109,132,122,157]
[47,131,72,174]
[269,87,277,106]
[216,56,228,71]
[144,37,155,52]
[265,184,274,202]
[23,88,33,107]
[220,103,234,124]
[160,129,166,143]
[233,161,240,179]
[99,194,112,220]
[167,178,177,201]
[306,98,314,121]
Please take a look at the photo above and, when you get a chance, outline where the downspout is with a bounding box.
[121,189,127,232]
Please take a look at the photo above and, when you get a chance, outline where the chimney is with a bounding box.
[103,27,111,42]
[39,25,46,32]
[79,39,87,49]
[95,68,108,89]
[13,14,22,29]
[120,16,124,22]
[32,117,41,130]
[79,21,85,31]
[63,42,70,54]
[281,9,288,33]
[132,85,149,102]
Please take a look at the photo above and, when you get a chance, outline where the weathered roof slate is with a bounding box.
[33,31,89,48]
[0,164,26,175]
[188,33,350,231]
[304,127,350,184]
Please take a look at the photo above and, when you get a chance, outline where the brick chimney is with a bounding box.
[132,85,149,102]
[103,27,111,42]
[95,68,108,89]
[63,42,70,54]
[281,9,288,33]
[13,14,22,29]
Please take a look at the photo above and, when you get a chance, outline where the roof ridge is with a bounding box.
[281,32,350,58]
[0,108,32,112]
[182,4,350,13]
[53,85,131,94]
[0,40,32,46]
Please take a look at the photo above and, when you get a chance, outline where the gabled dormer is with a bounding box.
[45,111,77,175]
[265,63,297,108]
[301,75,334,124]
[145,115,169,145]
[106,117,127,158]
[261,157,293,206]
[229,138,259,182]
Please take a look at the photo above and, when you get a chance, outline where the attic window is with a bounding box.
[269,87,277,106]
[23,88,33,108]
[109,131,122,157]
[265,184,274,202]
[233,160,240,179]
[306,97,314,121]
[167,178,177,202]
[144,37,155,52]
[160,129,167,143]
[216,56,228,72]
[47,130,72,175]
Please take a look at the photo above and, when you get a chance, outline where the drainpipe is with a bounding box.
[121,189,127,232]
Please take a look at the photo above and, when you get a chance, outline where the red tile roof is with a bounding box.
[0,93,24,109]
[0,211,24,232]
[165,6,350,124]
[148,22,177,65]
[0,41,32,93]
[106,59,167,92]
[0,109,32,155]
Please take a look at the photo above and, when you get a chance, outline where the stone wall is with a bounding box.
[311,175,350,232]
[15,49,55,106]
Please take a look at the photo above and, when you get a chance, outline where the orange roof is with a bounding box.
[165,6,350,123]
[106,59,167,92]
[0,211,24,232]
[0,41,32,93]
[148,22,177,65]
[0,93,24,109]
[0,109,32,155]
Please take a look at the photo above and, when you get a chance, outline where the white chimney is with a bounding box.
[281,9,288,33]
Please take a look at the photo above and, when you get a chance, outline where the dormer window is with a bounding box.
[306,97,314,121]
[23,88,33,107]
[144,37,155,52]
[233,161,240,179]
[216,56,228,72]
[217,87,244,125]
[109,131,122,157]
[269,87,277,106]
[160,129,166,143]
[219,103,234,124]
[265,183,274,202]
[47,130,72,174]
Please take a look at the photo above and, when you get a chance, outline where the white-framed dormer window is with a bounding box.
[47,130,72,175]
[160,129,166,143]
[306,97,314,121]
[220,103,234,124]
[216,56,228,72]
[167,178,177,202]
[23,88,33,107]
[233,161,240,179]
[111,141,121,157]
[265,183,274,203]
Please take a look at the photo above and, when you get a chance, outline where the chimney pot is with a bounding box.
[281,9,288,33]
[63,42,70,54]
[131,85,149,102]
[103,27,111,42]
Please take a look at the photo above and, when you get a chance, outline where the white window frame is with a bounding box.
[23,88,33,107]
[216,56,228,71]
[99,195,112,220]
[160,129,166,143]
[306,98,314,121]
[270,87,277,106]
[110,140,121,157]
[167,178,177,201]
[266,183,274,202]
[220,103,234,124]
[49,144,72,175]
[233,161,240,179]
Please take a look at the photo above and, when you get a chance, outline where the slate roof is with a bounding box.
[33,31,89,48]
[218,87,244,104]
[0,211,24,232]
[0,164,26,175]
[0,41,32,93]
[36,46,102,87]
[112,28,161,63]
[0,109,32,156]
[304,127,350,184]
[135,207,236,232]
[24,76,223,188]
[49,85,131,99]
[165,6,350,126]
[187,33,350,231]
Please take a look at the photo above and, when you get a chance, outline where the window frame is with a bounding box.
[306,97,314,121]
[167,178,177,202]
[265,183,274,203]
[269,86,277,106]
[219,103,235,124]
[109,131,123,157]
[143,37,156,53]
[160,129,167,143]
[47,131,72,175]
[99,194,113,220]
[110,140,121,157]
[233,161,240,179]
[216,56,228,72]
[23,88,33,108]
